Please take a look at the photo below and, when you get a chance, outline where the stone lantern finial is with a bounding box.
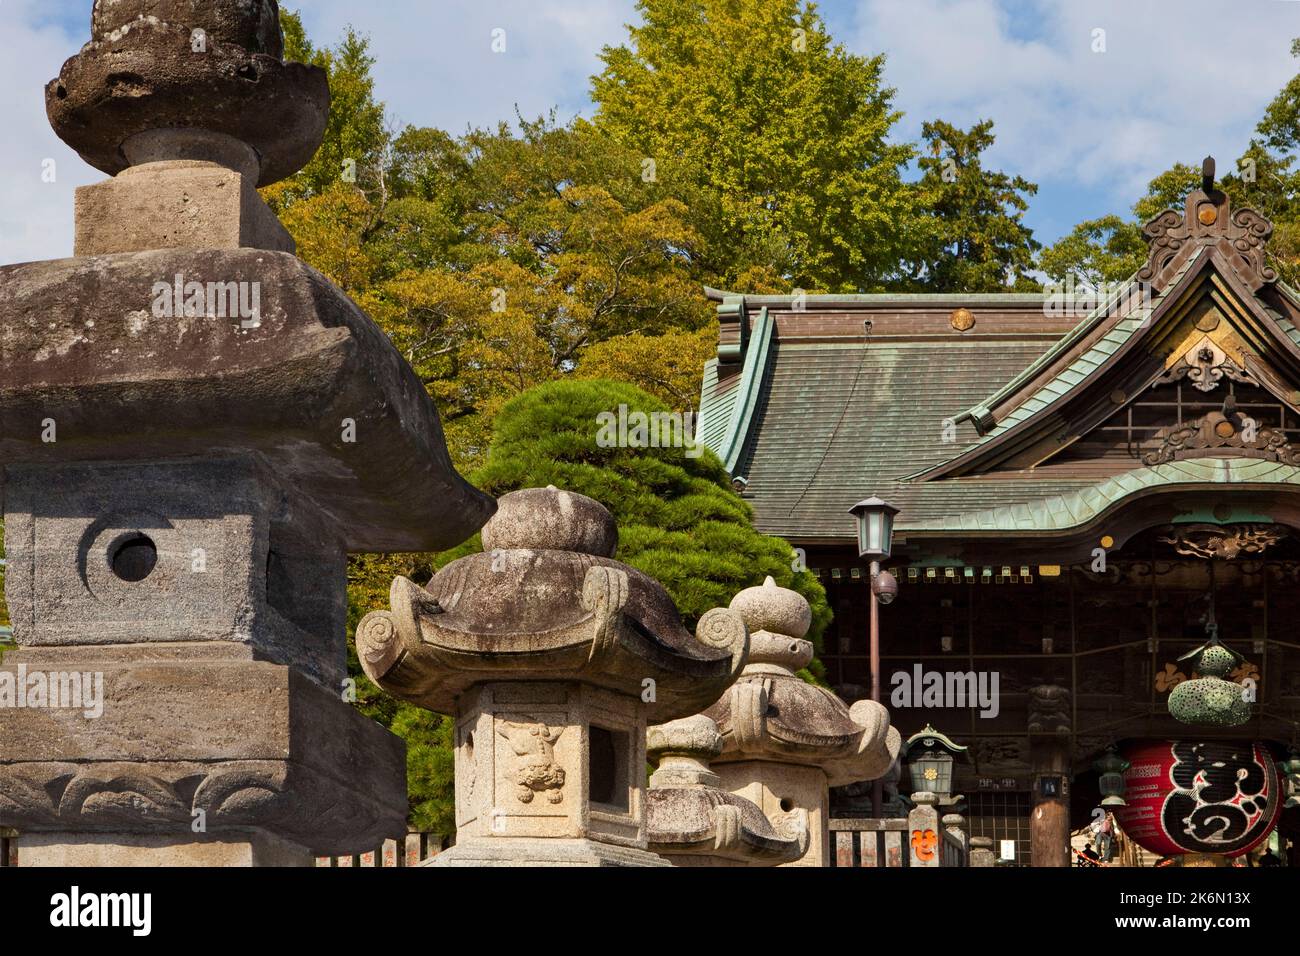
[48,0,329,256]
[702,575,901,867]
[50,0,325,186]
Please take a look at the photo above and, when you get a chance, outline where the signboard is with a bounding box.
[999,840,1016,861]
[1114,740,1282,858]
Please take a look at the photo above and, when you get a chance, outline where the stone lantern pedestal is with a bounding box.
[358,487,751,866]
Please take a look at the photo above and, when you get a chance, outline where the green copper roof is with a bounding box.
[721,307,774,475]
[904,458,1300,535]
[904,723,970,757]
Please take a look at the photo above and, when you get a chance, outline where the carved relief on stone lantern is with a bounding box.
[702,577,901,867]
[357,487,751,866]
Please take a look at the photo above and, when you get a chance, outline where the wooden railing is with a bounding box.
[830,793,969,868]
[315,832,447,868]
[831,819,910,867]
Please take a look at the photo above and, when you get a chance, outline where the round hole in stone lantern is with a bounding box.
[109,532,158,583]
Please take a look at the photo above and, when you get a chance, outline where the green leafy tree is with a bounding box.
[1037,215,1146,288]
[904,119,1040,291]
[592,0,917,291]
[270,9,388,207]
[456,379,831,654]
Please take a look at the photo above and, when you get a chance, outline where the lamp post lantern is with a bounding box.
[850,496,899,816]
[851,497,899,563]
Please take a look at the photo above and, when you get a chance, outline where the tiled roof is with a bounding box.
[715,338,1085,539]
[697,269,1300,543]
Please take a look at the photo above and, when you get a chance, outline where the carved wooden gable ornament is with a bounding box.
[914,157,1300,481]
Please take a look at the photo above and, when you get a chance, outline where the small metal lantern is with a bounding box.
[850,497,899,562]
[903,724,969,801]
[1093,745,1131,807]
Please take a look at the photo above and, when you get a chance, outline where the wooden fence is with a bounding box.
[831,819,910,868]
[316,832,447,868]
[830,800,969,869]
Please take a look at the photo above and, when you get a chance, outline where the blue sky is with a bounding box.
[4,0,1299,266]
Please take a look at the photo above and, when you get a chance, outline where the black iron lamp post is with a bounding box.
[850,496,900,816]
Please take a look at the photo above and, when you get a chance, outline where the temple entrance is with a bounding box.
[817,520,1300,865]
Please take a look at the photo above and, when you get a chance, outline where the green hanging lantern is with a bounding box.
[1280,748,1300,810]
[1093,745,1131,807]
[1168,632,1250,727]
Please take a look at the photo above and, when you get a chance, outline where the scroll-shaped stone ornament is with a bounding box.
[646,715,809,867]
[356,487,749,721]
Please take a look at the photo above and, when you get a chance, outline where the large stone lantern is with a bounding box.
[356,487,750,866]
[0,0,493,866]
[703,577,901,866]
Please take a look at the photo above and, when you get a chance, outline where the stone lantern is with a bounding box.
[703,577,901,866]
[356,487,750,866]
[646,715,808,866]
[0,0,494,866]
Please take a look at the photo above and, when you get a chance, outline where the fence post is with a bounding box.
[907,792,941,868]
[970,836,997,867]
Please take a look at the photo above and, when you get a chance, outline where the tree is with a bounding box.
[271,9,388,206]
[458,378,832,655]
[904,120,1040,291]
[592,0,917,292]
[1037,215,1146,289]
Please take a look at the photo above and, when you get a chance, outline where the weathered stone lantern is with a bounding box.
[646,715,808,866]
[356,487,750,866]
[0,0,494,866]
[703,577,901,866]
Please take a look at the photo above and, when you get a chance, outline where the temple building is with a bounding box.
[697,164,1300,867]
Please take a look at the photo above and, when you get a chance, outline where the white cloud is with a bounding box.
[851,0,1299,204]
[0,2,99,266]
[296,0,636,133]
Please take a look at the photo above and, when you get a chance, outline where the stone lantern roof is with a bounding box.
[646,715,808,866]
[357,487,750,721]
[704,577,900,785]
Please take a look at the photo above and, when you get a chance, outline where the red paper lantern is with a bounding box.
[1113,740,1281,858]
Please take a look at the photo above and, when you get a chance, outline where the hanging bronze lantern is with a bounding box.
[1168,633,1251,728]
[1280,748,1300,810]
[1093,745,1131,807]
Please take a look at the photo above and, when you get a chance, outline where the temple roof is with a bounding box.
[697,171,1300,551]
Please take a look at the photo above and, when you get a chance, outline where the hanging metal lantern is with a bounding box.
[1168,633,1251,728]
[1093,745,1131,807]
[1280,748,1300,810]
